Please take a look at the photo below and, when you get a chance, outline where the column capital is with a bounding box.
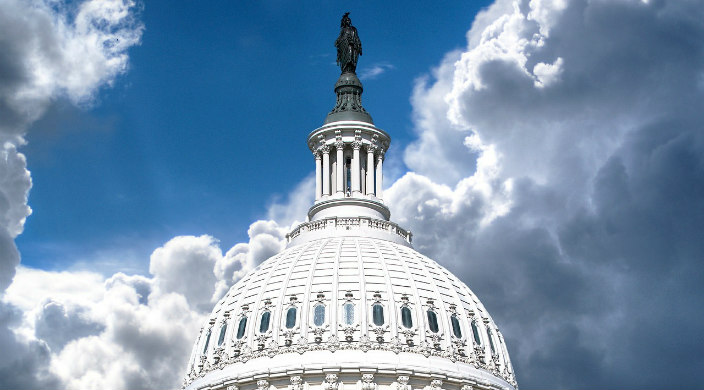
[352,141,362,150]
[313,150,322,159]
[334,140,344,150]
[320,144,331,154]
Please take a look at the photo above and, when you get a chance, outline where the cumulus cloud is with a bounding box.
[0,0,143,387]
[388,0,704,388]
[1,220,287,390]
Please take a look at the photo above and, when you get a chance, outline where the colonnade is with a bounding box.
[314,142,383,201]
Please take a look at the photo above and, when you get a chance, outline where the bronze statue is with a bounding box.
[335,12,362,74]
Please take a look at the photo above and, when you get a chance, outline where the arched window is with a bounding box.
[451,314,462,338]
[236,317,247,339]
[372,303,384,326]
[259,311,271,333]
[401,306,413,328]
[427,310,439,333]
[217,323,227,346]
[313,304,325,327]
[285,307,297,329]
[487,328,496,354]
[343,302,355,325]
[202,330,211,354]
[471,320,482,346]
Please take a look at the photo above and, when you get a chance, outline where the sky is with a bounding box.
[1,0,704,389]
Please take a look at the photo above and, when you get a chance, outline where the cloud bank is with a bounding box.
[388,0,704,387]
[3,0,704,389]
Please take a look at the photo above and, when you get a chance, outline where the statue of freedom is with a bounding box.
[335,13,362,74]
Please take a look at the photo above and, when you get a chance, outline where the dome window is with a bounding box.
[236,317,247,339]
[259,311,271,333]
[401,306,413,328]
[313,304,326,327]
[343,302,355,325]
[451,314,462,338]
[372,303,384,326]
[217,323,227,346]
[202,330,211,354]
[487,328,496,355]
[471,320,482,346]
[285,307,297,329]
[427,310,439,333]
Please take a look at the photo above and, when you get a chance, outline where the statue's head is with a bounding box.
[341,12,351,28]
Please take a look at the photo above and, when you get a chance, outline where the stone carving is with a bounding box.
[257,380,270,390]
[323,374,339,390]
[361,374,377,390]
[290,375,303,390]
[335,13,362,74]
[227,386,239,390]
[397,376,411,390]
[430,379,443,390]
[183,326,514,388]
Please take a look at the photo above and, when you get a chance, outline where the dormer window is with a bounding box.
[372,303,384,326]
[285,307,297,329]
[427,310,439,333]
[451,314,462,338]
[217,323,227,346]
[259,311,271,333]
[202,330,211,354]
[313,304,326,327]
[487,328,496,354]
[471,320,482,345]
[401,306,413,328]
[343,302,355,325]
[236,317,247,339]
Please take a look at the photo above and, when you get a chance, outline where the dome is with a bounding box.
[182,234,517,390]
[183,14,517,390]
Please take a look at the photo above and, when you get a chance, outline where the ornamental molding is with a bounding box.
[290,375,303,390]
[397,376,411,390]
[430,379,443,390]
[323,374,339,390]
[361,374,377,390]
[184,339,518,389]
[257,379,270,390]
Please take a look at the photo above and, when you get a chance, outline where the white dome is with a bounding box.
[183,15,517,390]
[182,234,517,390]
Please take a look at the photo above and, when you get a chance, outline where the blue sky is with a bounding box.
[17,1,492,273]
[2,0,704,389]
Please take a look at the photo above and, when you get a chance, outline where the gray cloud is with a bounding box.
[35,300,105,352]
[388,0,704,388]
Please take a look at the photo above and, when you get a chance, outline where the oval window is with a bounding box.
[202,330,211,354]
[236,317,247,339]
[487,328,496,354]
[313,304,325,327]
[217,323,227,346]
[451,314,462,338]
[401,306,413,328]
[285,307,297,329]
[427,310,439,333]
[372,303,384,326]
[343,303,355,325]
[471,320,482,345]
[259,311,271,333]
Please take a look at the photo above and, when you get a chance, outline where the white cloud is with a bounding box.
[359,62,395,80]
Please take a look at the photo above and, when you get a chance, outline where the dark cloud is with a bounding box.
[35,300,105,352]
[389,0,704,388]
[0,302,61,389]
